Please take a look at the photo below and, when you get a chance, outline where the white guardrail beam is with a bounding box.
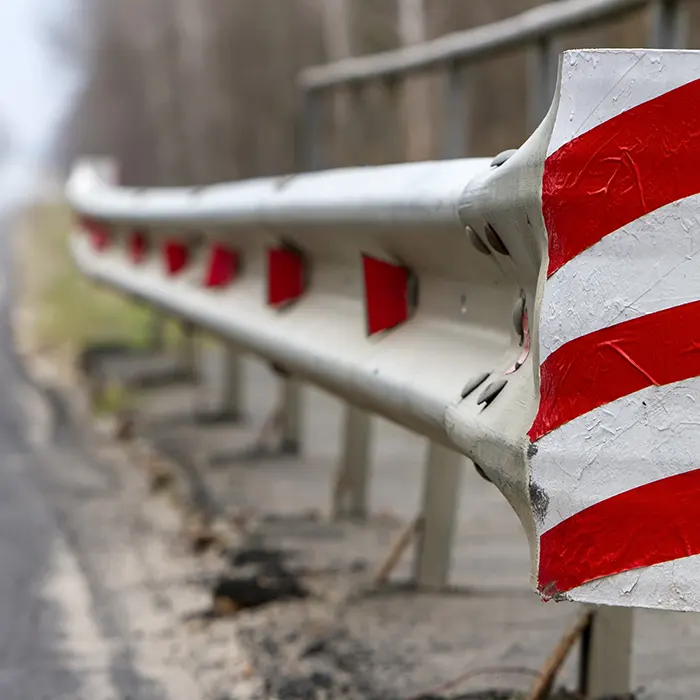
[67,49,700,613]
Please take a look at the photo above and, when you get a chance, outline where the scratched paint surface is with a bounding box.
[531,50,700,610]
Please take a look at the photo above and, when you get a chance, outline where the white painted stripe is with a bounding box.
[548,49,700,157]
[567,554,700,612]
[531,376,700,534]
[539,194,700,363]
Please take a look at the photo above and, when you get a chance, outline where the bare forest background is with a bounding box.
[53,0,700,188]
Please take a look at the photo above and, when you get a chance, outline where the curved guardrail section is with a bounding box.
[68,49,700,612]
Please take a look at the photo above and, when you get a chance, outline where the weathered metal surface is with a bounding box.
[68,49,700,612]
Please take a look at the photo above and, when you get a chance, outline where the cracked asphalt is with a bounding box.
[0,223,216,699]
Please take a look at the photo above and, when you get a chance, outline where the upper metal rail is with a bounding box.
[300,0,672,90]
[67,158,490,228]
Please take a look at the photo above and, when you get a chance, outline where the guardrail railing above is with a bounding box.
[298,0,687,163]
[300,0,654,88]
[68,48,700,613]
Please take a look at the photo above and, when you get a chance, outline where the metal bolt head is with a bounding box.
[466,225,491,255]
[474,463,492,483]
[490,149,518,167]
[460,371,491,400]
[477,378,508,407]
[513,293,526,337]
[485,224,509,256]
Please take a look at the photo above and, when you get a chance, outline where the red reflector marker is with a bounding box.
[82,218,110,251]
[362,255,412,335]
[267,246,305,306]
[163,240,189,276]
[130,231,148,264]
[204,244,239,288]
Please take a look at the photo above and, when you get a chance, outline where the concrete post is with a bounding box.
[442,62,470,159]
[332,405,372,520]
[649,0,685,48]
[148,311,167,353]
[279,378,302,455]
[414,442,464,589]
[578,606,634,698]
[218,344,243,420]
[302,89,323,172]
[178,320,197,377]
[527,34,559,134]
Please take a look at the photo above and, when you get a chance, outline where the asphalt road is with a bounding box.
[0,227,203,699]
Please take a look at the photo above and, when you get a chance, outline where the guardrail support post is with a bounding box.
[414,442,464,589]
[219,344,243,419]
[528,35,559,134]
[332,405,372,520]
[148,312,167,353]
[178,320,197,377]
[280,378,302,454]
[578,606,634,698]
[302,89,323,172]
[649,0,685,48]
[442,62,469,159]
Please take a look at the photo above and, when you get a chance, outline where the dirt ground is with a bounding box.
[15,203,693,699]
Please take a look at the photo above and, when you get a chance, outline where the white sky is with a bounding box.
[0,0,77,201]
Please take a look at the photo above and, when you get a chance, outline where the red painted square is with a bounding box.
[204,244,239,288]
[130,230,148,264]
[163,240,189,276]
[82,218,110,251]
[267,246,305,306]
[362,255,411,335]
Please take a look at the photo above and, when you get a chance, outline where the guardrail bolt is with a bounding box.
[485,224,509,256]
[513,292,526,338]
[460,371,491,400]
[477,378,508,407]
[466,225,491,255]
[490,148,518,167]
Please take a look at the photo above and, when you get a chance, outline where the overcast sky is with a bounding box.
[0,0,77,200]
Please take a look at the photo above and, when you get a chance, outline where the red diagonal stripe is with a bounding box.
[362,255,411,335]
[538,468,700,596]
[529,300,700,441]
[543,78,700,277]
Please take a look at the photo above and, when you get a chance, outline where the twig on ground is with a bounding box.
[371,516,423,587]
[253,399,284,453]
[525,611,593,700]
[406,665,541,700]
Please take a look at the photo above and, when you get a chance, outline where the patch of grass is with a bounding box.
[23,201,153,352]
[92,379,136,415]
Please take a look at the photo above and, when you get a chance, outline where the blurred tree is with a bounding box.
[53,0,324,185]
[51,0,700,181]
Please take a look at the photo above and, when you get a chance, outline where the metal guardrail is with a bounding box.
[67,45,700,696]
[69,46,700,612]
[299,0,686,162]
